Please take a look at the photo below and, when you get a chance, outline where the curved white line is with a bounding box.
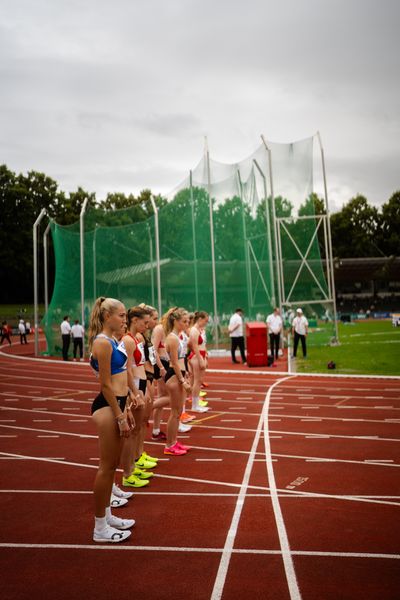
[263,376,302,599]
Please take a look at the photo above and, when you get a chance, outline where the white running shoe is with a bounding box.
[178,422,192,433]
[110,494,128,508]
[191,406,209,413]
[93,525,131,543]
[112,483,134,499]
[107,515,135,530]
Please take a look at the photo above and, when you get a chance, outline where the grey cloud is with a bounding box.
[0,0,399,208]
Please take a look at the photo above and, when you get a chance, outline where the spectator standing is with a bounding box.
[292,308,308,358]
[1,321,12,346]
[18,319,28,344]
[228,308,246,364]
[60,316,72,361]
[71,319,85,361]
[266,307,283,364]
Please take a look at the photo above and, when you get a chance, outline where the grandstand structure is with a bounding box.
[33,133,338,356]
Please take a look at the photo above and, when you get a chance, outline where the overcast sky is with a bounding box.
[1,0,399,212]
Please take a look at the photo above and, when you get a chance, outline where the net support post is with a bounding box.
[205,138,219,348]
[261,135,283,315]
[236,170,252,315]
[33,208,47,356]
[189,170,199,309]
[150,195,162,316]
[316,131,339,343]
[43,222,51,318]
[80,198,89,356]
[253,158,276,308]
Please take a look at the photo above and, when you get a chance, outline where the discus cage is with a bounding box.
[33,132,339,356]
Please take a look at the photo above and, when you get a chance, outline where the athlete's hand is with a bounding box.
[117,418,131,438]
[136,391,145,408]
[126,407,135,430]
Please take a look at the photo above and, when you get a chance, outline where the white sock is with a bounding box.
[94,515,107,532]
[105,506,112,520]
[192,396,199,410]
[152,428,160,435]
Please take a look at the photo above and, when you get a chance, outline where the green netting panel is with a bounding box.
[42,134,336,355]
[42,222,84,356]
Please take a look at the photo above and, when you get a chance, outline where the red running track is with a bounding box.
[0,342,399,599]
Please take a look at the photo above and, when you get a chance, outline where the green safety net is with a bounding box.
[42,135,336,355]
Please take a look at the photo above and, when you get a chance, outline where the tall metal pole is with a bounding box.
[33,208,46,356]
[92,225,97,301]
[316,131,339,343]
[237,170,252,315]
[261,136,282,313]
[253,159,276,308]
[190,170,199,309]
[205,138,219,348]
[80,198,89,357]
[147,222,155,308]
[150,196,162,316]
[43,222,51,316]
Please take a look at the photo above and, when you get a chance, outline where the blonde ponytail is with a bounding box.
[88,297,122,351]
[162,307,187,336]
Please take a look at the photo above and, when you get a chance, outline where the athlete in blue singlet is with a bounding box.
[88,297,135,544]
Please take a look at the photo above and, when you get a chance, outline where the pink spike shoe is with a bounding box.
[164,442,187,456]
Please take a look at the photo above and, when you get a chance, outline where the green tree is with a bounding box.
[330,195,380,257]
[0,166,64,303]
[380,191,400,256]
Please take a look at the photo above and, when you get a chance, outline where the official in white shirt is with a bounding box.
[228,308,246,364]
[71,319,85,361]
[266,308,283,362]
[60,316,72,361]
[18,319,28,345]
[292,308,308,358]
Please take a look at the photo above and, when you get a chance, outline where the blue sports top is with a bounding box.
[90,334,128,375]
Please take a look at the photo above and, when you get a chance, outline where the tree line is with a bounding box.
[0,163,399,303]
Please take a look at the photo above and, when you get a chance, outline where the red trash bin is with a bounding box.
[246,322,268,367]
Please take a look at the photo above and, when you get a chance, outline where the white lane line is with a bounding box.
[0,543,399,560]
[305,435,330,439]
[0,435,17,437]
[33,420,52,422]
[220,419,242,422]
[68,420,88,423]
[212,436,235,439]
[269,419,282,422]
[62,408,80,411]
[364,459,394,463]
[37,435,59,438]
[32,399,47,402]
[301,418,322,422]
[210,376,294,600]
[270,436,283,439]
[274,452,400,468]
[196,459,223,462]
[262,374,301,600]
[0,419,16,422]
[230,407,246,410]
[4,399,18,402]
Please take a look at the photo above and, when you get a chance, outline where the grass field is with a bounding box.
[293,319,400,377]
